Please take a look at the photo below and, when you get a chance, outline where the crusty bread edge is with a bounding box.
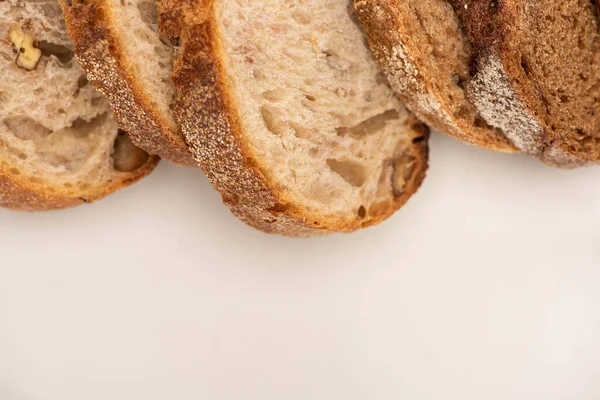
[0,155,159,211]
[354,0,519,154]
[457,0,598,167]
[166,0,429,237]
[59,0,197,167]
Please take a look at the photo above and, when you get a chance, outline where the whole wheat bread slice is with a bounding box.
[0,0,157,211]
[453,0,600,167]
[58,0,196,167]
[354,0,518,154]
[159,0,429,237]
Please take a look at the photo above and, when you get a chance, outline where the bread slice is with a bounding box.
[58,0,197,167]
[354,0,518,153]
[1,0,157,211]
[159,0,429,237]
[453,0,600,167]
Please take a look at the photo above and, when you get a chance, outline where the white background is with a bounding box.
[1,133,599,400]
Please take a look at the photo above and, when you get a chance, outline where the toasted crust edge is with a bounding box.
[166,0,429,237]
[0,155,159,211]
[59,0,197,167]
[354,0,519,154]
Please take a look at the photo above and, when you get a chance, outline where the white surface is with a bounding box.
[1,134,600,400]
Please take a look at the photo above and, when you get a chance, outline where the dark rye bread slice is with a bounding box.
[354,0,518,153]
[159,0,429,237]
[1,0,157,211]
[454,0,600,167]
[58,0,197,167]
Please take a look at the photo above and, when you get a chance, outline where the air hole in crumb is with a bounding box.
[392,154,416,196]
[37,41,74,63]
[111,130,150,172]
[559,94,569,103]
[17,153,27,160]
[358,205,367,219]
[4,116,52,141]
[64,183,73,188]
[412,136,426,143]
[336,110,399,138]
[327,159,368,187]
[290,121,313,139]
[260,106,286,135]
[9,168,20,175]
[305,94,316,102]
[262,89,285,102]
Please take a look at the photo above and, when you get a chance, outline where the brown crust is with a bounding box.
[58,0,197,167]
[165,0,429,237]
[354,0,519,154]
[0,155,159,211]
[453,0,600,166]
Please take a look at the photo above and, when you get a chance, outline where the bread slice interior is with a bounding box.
[0,0,154,210]
[170,0,429,231]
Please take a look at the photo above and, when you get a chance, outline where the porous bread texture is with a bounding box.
[0,0,156,211]
[455,0,600,166]
[353,0,517,153]
[59,0,196,166]
[167,0,429,236]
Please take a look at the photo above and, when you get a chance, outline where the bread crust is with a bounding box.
[0,155,158,211]
[59,0,197,167]
[453,0,600,166]
[354,0,518,154]
[162,0,429,237]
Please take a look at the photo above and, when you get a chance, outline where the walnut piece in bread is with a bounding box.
[8,23,42,70]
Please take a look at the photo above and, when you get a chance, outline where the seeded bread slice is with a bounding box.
[160,0,429,237]
[0,0,157,211]
[58,0,196,167]
[453,0,600,167]
[354,0,518,153]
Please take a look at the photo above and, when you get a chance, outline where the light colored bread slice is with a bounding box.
[58,0,196,167]
[453,0,600,167]
[354,0,518,154]
[0,0,157,211]
[159,0,429,237]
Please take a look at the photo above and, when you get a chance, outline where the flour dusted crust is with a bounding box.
[160,0,429,237]
[453,0,600,167]
[59,0,196,167]
[354,0,518,153]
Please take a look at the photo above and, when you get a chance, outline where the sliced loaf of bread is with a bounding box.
[59,0,196,167]
[454,0,600,167]
[356,0,600,167]
[354,0,517,153]
[160,0,429,236]
[0,0,157,211]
